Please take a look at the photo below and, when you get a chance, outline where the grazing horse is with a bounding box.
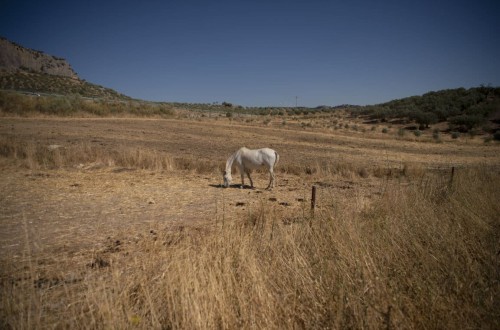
[223,147,279,190]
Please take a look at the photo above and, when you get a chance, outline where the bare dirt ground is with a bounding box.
[1,117,499,260]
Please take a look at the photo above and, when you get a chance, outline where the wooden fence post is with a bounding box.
[449,166,455,188]
[311,185,317,219]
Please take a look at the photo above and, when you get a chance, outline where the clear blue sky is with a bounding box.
[1,0,499,107]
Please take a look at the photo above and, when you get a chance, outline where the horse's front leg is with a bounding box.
[240,172,245,189]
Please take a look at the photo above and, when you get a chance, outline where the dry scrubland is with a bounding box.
[0,115,499,329]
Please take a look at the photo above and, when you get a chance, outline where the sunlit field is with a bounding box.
[1,114,499,329]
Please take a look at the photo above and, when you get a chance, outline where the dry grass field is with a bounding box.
[0,115,499,329]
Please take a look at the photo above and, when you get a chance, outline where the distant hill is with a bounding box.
[351,87,500,133]
[0,37,130,100]
[0,37,77,78]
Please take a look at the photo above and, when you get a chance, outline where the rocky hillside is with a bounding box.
[0,37,130,100]
[0,37,78,78]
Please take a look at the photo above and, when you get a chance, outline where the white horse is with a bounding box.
[223,147,279,190]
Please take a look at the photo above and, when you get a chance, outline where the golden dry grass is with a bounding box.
[0,116,499,329]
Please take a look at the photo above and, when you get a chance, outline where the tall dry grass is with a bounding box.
[0,137,202,173]
[0,136,498,328]
[0,136,393,178]
[1,143,499,329]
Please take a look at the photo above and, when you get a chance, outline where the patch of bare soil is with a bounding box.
[0,164,380,261]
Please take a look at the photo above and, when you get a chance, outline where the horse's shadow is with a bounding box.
[209,184,255,190]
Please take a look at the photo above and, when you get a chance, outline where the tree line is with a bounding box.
[351,86,500,132]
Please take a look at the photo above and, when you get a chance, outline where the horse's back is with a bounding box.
[237,147,276,168]
[259,147,275,154]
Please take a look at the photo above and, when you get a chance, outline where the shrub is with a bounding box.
[414,130,422,137]
[468,129,478,138]
[432,129,441,141]
[451,131,460,139]
[448,114,485,132]
[382,128,389,133]
[493,131,500,141]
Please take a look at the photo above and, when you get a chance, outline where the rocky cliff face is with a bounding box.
[0,37,78,79]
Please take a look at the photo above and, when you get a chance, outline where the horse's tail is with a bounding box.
[274,150,279,167]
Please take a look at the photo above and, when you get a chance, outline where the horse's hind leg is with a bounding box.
[246,170,254,188]
[266,168,275,190]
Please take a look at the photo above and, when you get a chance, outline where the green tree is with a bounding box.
[411,111,438,129]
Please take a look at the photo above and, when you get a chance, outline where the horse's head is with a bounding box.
[223,171,232,188]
